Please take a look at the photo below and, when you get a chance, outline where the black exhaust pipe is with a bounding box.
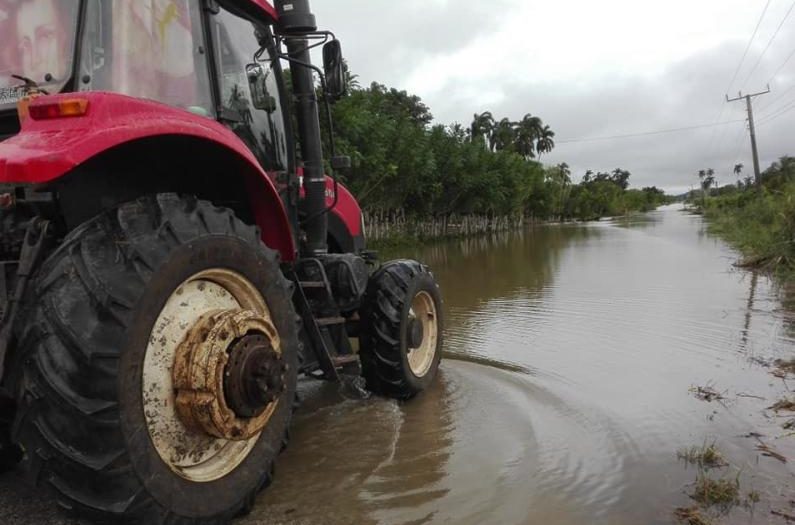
[276,0,327,256]
[275,0,316,33]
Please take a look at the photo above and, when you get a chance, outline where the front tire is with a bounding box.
[359,260,443,400]
[11,194,299,523]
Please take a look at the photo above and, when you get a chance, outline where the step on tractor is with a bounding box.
[0,0,444,522]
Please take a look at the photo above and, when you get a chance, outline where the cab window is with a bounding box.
[80,0,213,116]
[210,7,288,172]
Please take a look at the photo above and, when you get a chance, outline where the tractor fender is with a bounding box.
[324,178,365,253]
[0,92,296,260]
[297,172,364,253]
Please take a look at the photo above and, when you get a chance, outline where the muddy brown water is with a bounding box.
[2,205,794,524]
[248,205,795,525]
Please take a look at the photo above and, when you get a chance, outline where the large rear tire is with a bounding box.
[10,194,299,523]
[0,400,21,472]
[359,260,443,400]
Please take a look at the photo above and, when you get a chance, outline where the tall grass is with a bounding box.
[704,180,795,278]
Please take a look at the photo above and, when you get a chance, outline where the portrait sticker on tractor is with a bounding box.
[0,0,80,105]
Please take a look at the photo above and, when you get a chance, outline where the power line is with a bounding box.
[741,0,795,89]
[766,44,795,85]
[758,92,795,119]
[758,81,795,113]
[758,98,795,124]
[707,0,773,156]
[711,96,747,157]
[556,120,745,144]
[727,0,774,93]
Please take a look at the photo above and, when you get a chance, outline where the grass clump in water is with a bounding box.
[690,472,741,511]
[678,442,727,469]
[689,384,726,403]
[775,359,795,375]
[674,506,714,525]
[769,398,795,412]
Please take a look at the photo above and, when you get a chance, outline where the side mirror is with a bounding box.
[246,63,277,113]
[323,40,346,101]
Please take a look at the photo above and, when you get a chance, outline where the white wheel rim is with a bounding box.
[407,291,439,377]
[142,269,276,483]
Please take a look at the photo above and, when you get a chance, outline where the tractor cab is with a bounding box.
[1,0,291,176]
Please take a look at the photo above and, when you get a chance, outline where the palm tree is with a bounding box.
[697,169,707,206]
[554,163,572,219]
[611,168,630,190]
[733,163,744,189]
[706,168,716,190]
[703,174,716,191]
[490,118,516,152]
[513,114,541,160]
[697,168,716,206]
[536,125,556,157]
[470,112,495,147]
[733,163,744,177]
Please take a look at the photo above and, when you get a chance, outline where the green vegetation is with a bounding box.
[692,156,795,279]
[324,79,671,223]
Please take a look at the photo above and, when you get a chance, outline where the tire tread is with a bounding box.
[359,260,441,400]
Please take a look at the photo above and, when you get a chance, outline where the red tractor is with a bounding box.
[0,0,443,522]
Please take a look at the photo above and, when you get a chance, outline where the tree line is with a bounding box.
[322,78,670,223]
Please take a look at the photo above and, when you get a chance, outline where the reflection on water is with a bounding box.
[251,206,795,525]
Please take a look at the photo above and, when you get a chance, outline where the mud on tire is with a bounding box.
[9,194,299,523]
[359,260,443,400]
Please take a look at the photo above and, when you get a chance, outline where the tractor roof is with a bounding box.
[249,0,279,20]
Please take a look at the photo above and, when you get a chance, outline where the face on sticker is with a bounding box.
[15,0,68,82]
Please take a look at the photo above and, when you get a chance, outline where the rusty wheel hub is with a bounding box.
[224,334,286,418]
[173,309,283,442]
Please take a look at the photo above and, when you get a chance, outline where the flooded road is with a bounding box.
[1,205,793,524]
[250,205,795,525]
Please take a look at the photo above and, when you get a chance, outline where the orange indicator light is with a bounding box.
[28,99,90,120]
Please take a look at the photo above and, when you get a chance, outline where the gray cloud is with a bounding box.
[316,0,513,90]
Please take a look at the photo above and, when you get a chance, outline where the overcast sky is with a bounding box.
[312,0,795,194]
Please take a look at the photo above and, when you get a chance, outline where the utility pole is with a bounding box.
[727,86,770,187]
